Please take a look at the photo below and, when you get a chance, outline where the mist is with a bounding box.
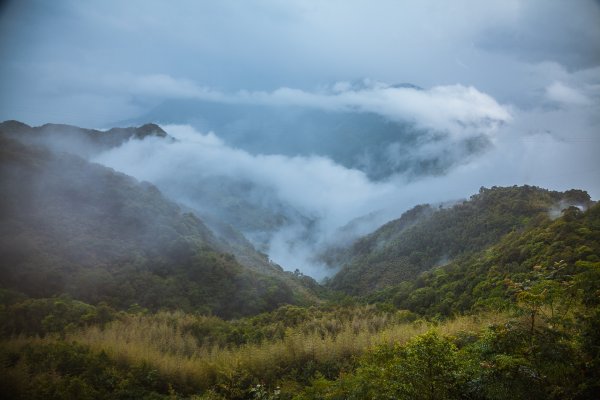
[91,85,599,278]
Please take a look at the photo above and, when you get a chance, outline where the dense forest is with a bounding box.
[326,185,592,294]
[0,123,599,399]
[0,134,321,318]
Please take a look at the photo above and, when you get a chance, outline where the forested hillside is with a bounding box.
[2,1,598,398]
[367,201,600,315]
[0,135,318,317]
[0,125,598,399]
[328,185,592,294]
[1,177,599,398]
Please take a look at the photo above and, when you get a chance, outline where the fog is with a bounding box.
[93,89,599,278]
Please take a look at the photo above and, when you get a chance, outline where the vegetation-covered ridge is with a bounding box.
[0,119,171,158]
[1,195,599,398]
[0,135,319,318]
[327,184,592,294]
[367,200,600,318]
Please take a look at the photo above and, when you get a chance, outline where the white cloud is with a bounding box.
[546,81,591,106]
[91,109,600,279]
[133,80,511,140]
[262,83,512,139]
[96,124,395,226]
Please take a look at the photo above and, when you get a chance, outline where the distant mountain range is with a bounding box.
[125,97,490,180]
[0,120,170,158]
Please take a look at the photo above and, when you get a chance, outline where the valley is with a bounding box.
[1,121,598,399]
[2,2,599,398]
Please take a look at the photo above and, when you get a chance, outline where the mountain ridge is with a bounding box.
[0,120,171,159]
[327,185,593,294]
[0,134,321,317]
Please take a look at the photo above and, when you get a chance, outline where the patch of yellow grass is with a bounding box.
[65,311,507,391]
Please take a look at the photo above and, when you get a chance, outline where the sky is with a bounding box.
[1,0,599,124]
[1,0,599,277]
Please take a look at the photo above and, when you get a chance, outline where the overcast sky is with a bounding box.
[0,0,598,124]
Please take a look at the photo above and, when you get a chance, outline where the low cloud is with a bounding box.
[92,124,397,279]
[92,96,599,279]
[117,77,512,141]
[238,82,512,140]
[94,124,395,230]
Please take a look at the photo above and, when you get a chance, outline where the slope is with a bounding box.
[328,185,592,294]
[367,200,600,316]
[0,135,318,317]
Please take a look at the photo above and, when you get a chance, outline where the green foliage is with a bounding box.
[368,202,600,318]
[329,185,591,295]
[1,133,599,399]
[294,199,600,399]
[0,135,317,318]
[296,330,462,400]
[0,296,116,337]
[0,341,177,399]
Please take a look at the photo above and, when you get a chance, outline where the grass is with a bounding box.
[55,309,508,393]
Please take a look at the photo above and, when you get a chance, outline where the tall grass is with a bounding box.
[65,310,507,392]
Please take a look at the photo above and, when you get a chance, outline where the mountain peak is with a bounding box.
[0,120,173,158]
[0,120,32,134]
[134,123,168,139]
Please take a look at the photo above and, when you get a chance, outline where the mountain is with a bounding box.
[1,133,598,399]
[0,135,320,317]
[369,200,600,316]
[0,120,171,159]
[0,120,312,268]
[127,97,490,180]
[326,185,592,294]
[0,120,318,253]
[2,183,599,399]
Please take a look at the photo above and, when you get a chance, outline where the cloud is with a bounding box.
[546,81,591,106]
[241,82,512,139]
[91,105,600,279]
[92,77,511,141]
[40,69,512,141]
[2,0,599,126]
[91,124,397,279]
[476,0,600,70]
[94,124,395,228]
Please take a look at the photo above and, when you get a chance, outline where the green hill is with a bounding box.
[0,135,318,317]
[1,167,598,398]
[327,185,592,295]
[1,123,598,399]
[367,200,600,316]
